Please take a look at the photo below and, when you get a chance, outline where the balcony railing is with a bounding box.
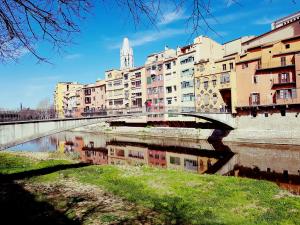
[256,61,295,70]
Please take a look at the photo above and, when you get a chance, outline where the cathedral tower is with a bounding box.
[120,37,134,70]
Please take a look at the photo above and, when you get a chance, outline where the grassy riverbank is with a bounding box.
[0,152,299,225]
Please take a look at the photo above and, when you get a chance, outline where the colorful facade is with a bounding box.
[54,12,300,121]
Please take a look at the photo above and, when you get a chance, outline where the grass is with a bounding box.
[1,152,300,225]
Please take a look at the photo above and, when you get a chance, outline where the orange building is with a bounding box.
[235,19,300,116]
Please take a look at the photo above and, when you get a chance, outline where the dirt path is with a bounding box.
[19,179,162,225]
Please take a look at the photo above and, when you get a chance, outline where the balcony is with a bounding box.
[256,61,295,71]
[271,77,296,90]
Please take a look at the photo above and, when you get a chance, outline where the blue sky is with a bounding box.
[0,0,299,109]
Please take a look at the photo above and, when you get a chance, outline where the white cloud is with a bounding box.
[158,8,187,25]
[64,53,82,60]
[109,28,186,49]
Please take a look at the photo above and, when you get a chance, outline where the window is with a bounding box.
[124,83,129,88]
[92,88,95,92]
[166,86,172,93]
[173,61,176,66]
[147,88,152,95]
[222,64,227,71]
[181,81,193,88]
[212,80,217,86]
[253,75,258,84]
[212,93,218,102]
[170,156,180,165]
[135,72,141,78]
[230,63,234,70]
[136,80,141,87]
[107,73,112,78]
[165,63,171,70]
[180,56,194,64]
[114,80,122,86]
[166,97,172,105]
[242,63,248,69]
[279,73,289,83]
[84,89,91,95]
[85,97,91,104]
[158,64,162,71]
[108,82,112,87]
[182,93,194,102]
[173,85,177,91]
[151,65,156,70]
[250,93,260,105]
[204,81,209,89]
[220,73,230,83]
[281,57,286,66]
[158,86,164,93]
[285,44,290,49]
[147,77,152,84]
[277,89,292,99]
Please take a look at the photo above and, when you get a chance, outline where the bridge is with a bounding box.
[0,108,236,150]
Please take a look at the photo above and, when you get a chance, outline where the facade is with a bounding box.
[128,66,146,111]
[194,38,247,113]
[63,84,83,117]
[236,32,300,115]
[54,82,82,118]
[145,48,177,121]
[105,69,125,114]
[81,80,106,114]
[53,11,300,123]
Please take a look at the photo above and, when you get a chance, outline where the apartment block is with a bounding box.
[54,82,82,118]
[194,37,250,113]
[81,80,106,115]
[63,84,83,117]
[105,69,124,114]
[145,48,177,121]
[236,21,300,115]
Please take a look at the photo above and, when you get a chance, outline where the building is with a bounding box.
[145,47,177,121]
[63,84,83,117]
[194,37,251,113]
[81,80,106,115]
[54,82,82,118]
[271,11,300,30]
[105,69,125,114]
[235,20,300,116]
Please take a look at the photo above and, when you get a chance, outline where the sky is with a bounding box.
[0,0,299,109]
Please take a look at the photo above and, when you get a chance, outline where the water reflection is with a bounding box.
[7,132,300,195]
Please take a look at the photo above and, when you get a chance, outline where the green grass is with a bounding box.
[1,152,300,225]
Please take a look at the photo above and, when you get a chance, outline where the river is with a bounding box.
[6,131,300,195]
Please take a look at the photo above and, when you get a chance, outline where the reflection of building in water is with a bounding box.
[82,147,108,165]
[108,144,148,166]
[225,143,300,195]
[72,136,108,165]
[57,141,66,153]
[148,149,166,168]
[166,152,218,174]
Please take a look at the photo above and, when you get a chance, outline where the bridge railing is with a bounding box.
[0,106,231,123]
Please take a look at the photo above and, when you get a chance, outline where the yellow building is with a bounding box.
[194,37,251,114]
[54,82,82,118]
[105,69,124,114]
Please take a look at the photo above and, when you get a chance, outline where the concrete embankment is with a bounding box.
[73,112,300,145]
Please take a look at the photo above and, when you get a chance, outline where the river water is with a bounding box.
[7,131,300,195]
